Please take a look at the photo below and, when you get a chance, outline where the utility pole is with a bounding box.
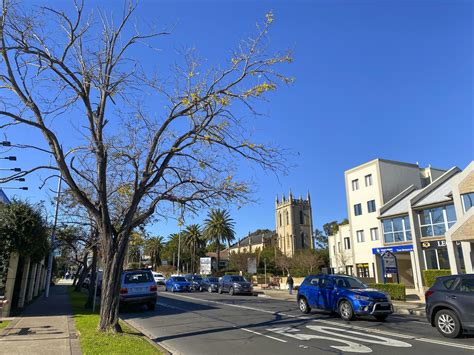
[45,175,62,298]
[177,232,181,274]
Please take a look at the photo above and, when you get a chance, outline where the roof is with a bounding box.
[230,231,274,248]
[379,186,420,218]
[411,167,460,208]
[206,249,230,260]
[0,188,10,204]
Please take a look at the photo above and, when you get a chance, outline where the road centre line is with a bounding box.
[166,293,474,351]
[238,327,288,343]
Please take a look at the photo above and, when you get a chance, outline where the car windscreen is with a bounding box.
[208,277,218,282]
[124,272,153,284]
[173,277,186,282]
[334,277,367,289]
[193,276,203,280]
[230,276,245,282]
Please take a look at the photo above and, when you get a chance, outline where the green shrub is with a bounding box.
[369,283,406,301]
[423,269,451,287]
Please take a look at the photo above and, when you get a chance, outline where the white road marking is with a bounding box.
[306,325,411,348]
[269,326,372,353]
[238,326,288,343]
[167,293,474,351]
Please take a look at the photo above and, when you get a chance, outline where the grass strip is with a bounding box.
[0,320,9,329]
[69,287,161,355]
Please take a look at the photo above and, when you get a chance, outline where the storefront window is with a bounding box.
[356,263,369,278]
[424,249,438,269]
[382,215,411,243]
[438,249,450,269]
[419,204,456,237]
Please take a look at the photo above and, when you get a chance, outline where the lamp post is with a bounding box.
[0,168,21,172]
[0,186,28,190]
[45,175,62,298]
[0,156,16,161]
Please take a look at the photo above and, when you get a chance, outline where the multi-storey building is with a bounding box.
[275,191,313,256]
[329,158,474,292]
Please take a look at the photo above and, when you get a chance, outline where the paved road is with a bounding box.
[122,287,474,355]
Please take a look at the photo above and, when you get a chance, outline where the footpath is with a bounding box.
[254,287,427,317]
[0,280,81,355]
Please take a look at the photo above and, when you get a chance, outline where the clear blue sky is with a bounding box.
[2,0,472,241]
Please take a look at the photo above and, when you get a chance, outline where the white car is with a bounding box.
[152,272,166,285]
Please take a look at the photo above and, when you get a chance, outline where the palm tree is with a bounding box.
[203,209,235,271]
[182,224,203,273]
[145,236,164,270]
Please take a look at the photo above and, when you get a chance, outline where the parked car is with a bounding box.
[119,269,157,311]
[184,274,206,291]
[165,276,191,292]
[203,276,220,292]
[152,272,166,285]
[297,274,393,321]
[218,275,253,295]
[425,274,474,338]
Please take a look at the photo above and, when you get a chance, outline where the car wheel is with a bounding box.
[339,300,355,321]
[208,286,213,293]
[218,287,223,294]
[374,315,388,322]
[229,287,234,296]
[147,303,156,311]
[435,309,462,338]
[299,297,311,314]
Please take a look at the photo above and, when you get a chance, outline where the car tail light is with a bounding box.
[150,285,157,292]
[120,287,128,294]
[425,290,434,299]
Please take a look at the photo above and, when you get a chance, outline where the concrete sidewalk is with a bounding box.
[0,280,81,355]
[255,287,427,316]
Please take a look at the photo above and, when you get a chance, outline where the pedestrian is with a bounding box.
[286,274,294,295]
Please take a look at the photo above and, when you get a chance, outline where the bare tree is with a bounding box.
[0,1,291,332]
[335,251,352,274]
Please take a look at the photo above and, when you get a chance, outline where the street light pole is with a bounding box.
[45,175,62,298]
[177,232,181,274]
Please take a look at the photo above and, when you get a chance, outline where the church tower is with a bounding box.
[275,191,314,257]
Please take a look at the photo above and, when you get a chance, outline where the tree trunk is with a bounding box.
[98,229,129,333]
[216,242,220,271]
[85,244,98,308]
[74,253,91,292]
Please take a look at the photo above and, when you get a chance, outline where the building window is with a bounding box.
[356,230,365,243]
[356,263,369,278]
[365,174,373,187]
[279,212,282,227]
[352,179,359,191]
[299,210,304,224]
[418,204,457,237]
[370,227,379,241]
[344,237,351,250]
[382,216,411,243]
[345,265,353,276]
[367,200,376,213]
[337,242,341,252]
[301,232,305,249]
[461,192,474,213]
[354,203,362,216]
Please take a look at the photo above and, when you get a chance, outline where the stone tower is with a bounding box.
[275,191,314,257]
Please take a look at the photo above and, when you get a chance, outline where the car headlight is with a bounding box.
[355,295,372,301]
[234,283,242,288]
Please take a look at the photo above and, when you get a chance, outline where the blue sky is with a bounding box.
[1,0,472,240]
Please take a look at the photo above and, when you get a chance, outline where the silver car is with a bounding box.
[119,270,158,311]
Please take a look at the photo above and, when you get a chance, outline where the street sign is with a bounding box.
[200,257,212,275]
[382,251,398,274]
[372,244,413,254]
[247,257,257,274]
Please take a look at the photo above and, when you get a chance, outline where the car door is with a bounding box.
[318,277,335,310]
[451,275,474,323]
[305,276,320,308]
[222,276,229,291]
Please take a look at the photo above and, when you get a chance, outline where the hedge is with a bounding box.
[423,269,451,287]
[369,283,406,301]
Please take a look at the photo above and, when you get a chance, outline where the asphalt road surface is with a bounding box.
[122,287,474,355]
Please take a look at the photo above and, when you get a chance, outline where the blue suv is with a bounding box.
[297,274,393,321]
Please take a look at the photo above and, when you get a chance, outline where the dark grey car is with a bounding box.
[426,274,474,338]
[218,275,253,295]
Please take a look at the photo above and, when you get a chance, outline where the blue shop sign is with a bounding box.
[372,244,413,255]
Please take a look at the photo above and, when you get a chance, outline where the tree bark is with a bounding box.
[85,244,98,308]
[216,242,220,272]
[74,253,90,292]
[98,229,129,333]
